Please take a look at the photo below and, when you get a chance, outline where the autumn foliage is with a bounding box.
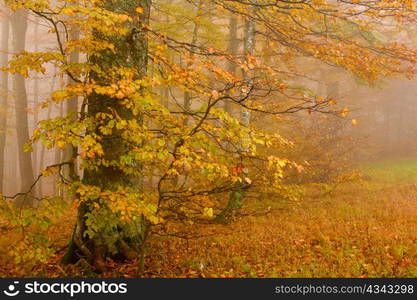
[0,0,417,277]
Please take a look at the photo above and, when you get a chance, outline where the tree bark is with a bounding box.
[10,10,35,207]
[61,28,80,188]
[63,0,152,271]
[38,68,58,197]
[0,14,9,195]
[183,0,202,126]
[224,15,238,114]
[216,9,256,224]
[32,23,39,193]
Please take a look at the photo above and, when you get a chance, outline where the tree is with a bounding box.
[182,0,203,126]
[2,0,417,273]
[0,10,9,195]
[10,9,35,207]
[61,28,80,189]
[59,0,153,270]
[32,23,39,186]
[215,8,257,224]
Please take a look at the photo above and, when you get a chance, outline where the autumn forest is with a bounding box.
[1,0,417,278]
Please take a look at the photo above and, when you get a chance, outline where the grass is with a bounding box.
[2,158,417,277]
[362,157,417,183]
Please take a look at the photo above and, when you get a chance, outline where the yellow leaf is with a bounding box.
[119,15,129,22]
[203,207,214,218]
[211,90,219,99]
[351,119,358,126]
[56,140,66,150]
[244,177,252,184]
[340,107,349,117]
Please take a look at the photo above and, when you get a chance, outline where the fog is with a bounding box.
[2,0,417,280]
[1,3,417,199]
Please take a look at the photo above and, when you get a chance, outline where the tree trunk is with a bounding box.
[63,0,152,271]
[240,10,255,133]
[38,68,58,197]
[224,15,238,114]
[183,0,202,126]
[216,10,256,224]
[0,15,9,195]
[61,29,80,189]
[10,10,35,207]
[32,23,39,195]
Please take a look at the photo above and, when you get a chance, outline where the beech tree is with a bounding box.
[10,9,35,207]
[0,10,9,195]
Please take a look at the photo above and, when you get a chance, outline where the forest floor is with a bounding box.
[2,158,417,277]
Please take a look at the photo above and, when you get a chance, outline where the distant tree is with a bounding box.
[10,9,35,207]
[0,10,9,195]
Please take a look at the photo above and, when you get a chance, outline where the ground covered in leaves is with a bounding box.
[2,159,417,278]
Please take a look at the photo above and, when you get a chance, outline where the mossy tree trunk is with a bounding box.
[63,0,152,271]
[214,182,246,224]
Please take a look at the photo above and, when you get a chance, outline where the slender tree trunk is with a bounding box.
[215,10,256,224]
[32,23,40,197]
[63,0,152,271]
[183,0,202,126]
[224,15,238,114]
[240,9,255,128]
[54,71,67,197]
[38,69,58,197]
[62,29,80,189]
[10,10,35,207]
[160,13,170,109]
[54,101,63,196]
[214,15,240,224]
[0,15,9,195]
[242,9,256,83]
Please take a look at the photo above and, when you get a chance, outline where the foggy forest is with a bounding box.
[1,0,417,278]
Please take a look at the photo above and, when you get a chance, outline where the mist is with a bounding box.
[1,0,417,279]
